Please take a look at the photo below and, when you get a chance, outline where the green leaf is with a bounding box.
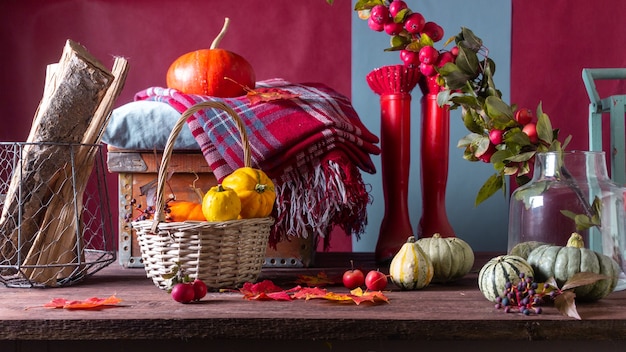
[505,151,536,163]
[504,128,532,147]
[491,149,515,165]
[474,135,491,157]
[354,0,384,11]
[536,102,554,144]
[462,108,485,134]
[419,33,435,47]
[458,27,483,52]
[440,63,473,90]
[455,45,479,77]
[388,35,411,51]
[475,173,504,206]
[484,96,513,120]
[560,209,578,221]
[457,132,482,148]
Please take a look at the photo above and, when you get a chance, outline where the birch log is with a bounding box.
[0,40,114,270]
[22,57,129,285]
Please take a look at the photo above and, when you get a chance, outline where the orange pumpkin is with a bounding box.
[166,200,205,222]
[166,18,255,97]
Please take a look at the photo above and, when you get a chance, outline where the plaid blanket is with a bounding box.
[135,79,380,247]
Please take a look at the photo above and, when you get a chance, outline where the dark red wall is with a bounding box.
[0,0,352,140]
[511,0,626,155]
[0,0,353,251]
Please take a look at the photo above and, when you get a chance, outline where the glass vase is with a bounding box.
[508,151,626,284]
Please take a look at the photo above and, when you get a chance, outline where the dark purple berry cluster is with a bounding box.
[494,272,558,315]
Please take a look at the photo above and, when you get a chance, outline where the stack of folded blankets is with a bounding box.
[110,78,380,248]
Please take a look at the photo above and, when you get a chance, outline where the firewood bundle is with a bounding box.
[0,40,129,286]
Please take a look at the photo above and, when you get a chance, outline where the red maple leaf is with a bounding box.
[239,280,291,300]
[39,295,123,310]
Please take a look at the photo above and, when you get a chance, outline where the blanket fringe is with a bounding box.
[270,154,371,250]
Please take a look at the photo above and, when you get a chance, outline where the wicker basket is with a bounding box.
[132,101,273,290]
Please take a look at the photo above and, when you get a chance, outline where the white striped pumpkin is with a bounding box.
[478,255,534,302]
[389,236,434,290]
[416,233,475,283]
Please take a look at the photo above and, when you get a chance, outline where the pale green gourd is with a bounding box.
[416,233,475,283]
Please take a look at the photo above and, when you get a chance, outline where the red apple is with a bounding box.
[192,279,207,300]
[171,283,195,303]
[365,270,388,291]
[488,129,504,145]
[419,63,437,77]
[515,108,533,125]
[343,267,365,289]
[522,123,538,143]
[400,49,419,66]
[388,0,408,18]
[436,51,456,68]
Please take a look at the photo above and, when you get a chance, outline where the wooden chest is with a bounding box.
[106,148,315,269]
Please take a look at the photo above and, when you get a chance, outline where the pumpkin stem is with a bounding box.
[566,232,585,248]
[254,183,267,193]
[210,17,230,49]
[216,184,226,192]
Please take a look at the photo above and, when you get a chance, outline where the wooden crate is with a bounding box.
[107,148,314,269]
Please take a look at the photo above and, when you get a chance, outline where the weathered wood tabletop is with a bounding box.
[1,252,625,351]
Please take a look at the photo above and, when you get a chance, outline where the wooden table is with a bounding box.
[1,252,625,352]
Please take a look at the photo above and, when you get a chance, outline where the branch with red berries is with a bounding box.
[353,1,570,205]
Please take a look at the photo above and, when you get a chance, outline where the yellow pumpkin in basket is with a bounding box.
[202,184,241,221]
[221,167,276,218]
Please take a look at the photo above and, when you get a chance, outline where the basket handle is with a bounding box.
[151,101,251,233]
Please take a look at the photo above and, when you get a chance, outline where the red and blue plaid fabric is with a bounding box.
[135,79,380,181]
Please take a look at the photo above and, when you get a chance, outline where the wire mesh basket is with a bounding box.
[0,142,116,288]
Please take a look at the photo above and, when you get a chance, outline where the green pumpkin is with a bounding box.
[526,233,620,301]
[478,255,534,303]
[509,240,547,260]
[416,233,474,283]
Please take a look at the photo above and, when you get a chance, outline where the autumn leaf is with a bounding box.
[223,77,300,105]
[37,295,123,310]
[561,272,610,291]
[291,286,329,300]
[239,280,286,300]
[294,272,335,287]
[349,288,390,305]
[247,87,300,105]
[554,291,581,320]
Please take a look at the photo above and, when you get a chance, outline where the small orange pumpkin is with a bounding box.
[166,200,205,222]
[166,17,255,97]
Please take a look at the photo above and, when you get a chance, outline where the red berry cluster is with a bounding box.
[357,0,456,93]
[494,272,562,316]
